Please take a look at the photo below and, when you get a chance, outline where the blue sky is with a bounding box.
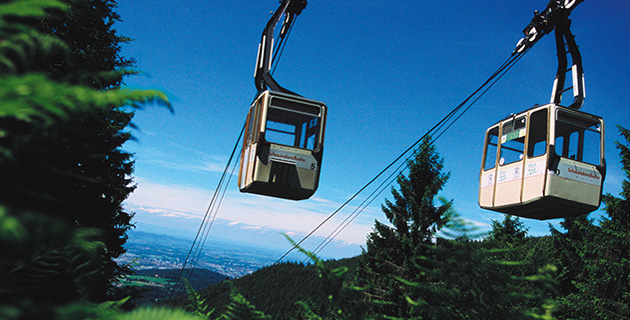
[116,0,630,260]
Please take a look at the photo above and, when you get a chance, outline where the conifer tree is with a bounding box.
[0,0,169,309]
[0,0,157,301]
[487,215,529,246]
[357,137,450,318]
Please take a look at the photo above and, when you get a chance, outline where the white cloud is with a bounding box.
[145,158,227,174]
[128,135,230,175]
[125,177,377,247]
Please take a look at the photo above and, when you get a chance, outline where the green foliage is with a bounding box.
[0,206,106,312]
[487,215,529,246]
[56,303,206,320]
[602,125,630,229]
[190,256,365,319]
[550,125,630,319]
[398,239,557,320]
[0,0,170,314]
[357,137,451,318]
[2,1,629,319]
[286,235,368,320]
[39,0,137,89]
[184,278,215,319]
[0,74,167,139]
[381,137,451,245]
[218,284,271,320]
[0,0,66,21]
[354,137,562,319]
[439,196,485,241]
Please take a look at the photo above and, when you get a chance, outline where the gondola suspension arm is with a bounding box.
[551,19,584,110]
[254,0,307,95]
[513,0,585,110]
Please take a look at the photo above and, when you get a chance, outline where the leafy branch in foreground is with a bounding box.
[184,278,215,319]
[0,0,171,309]
[0,206,109,317]
[218,284,271,320]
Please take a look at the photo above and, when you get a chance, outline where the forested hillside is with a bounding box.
[187,257,359,319]
[122,268,227,306]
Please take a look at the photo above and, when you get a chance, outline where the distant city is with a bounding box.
[117,231,283,278]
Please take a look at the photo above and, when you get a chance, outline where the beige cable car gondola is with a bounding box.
[479,104,605,219]
[479,5,606,220]
[238,0,327,200]
[238,90,326,200]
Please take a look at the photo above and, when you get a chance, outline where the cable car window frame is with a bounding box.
[499,116,527,166]
[582,124,602,165]
[527,109,548,158]
[554,109,602,166]
[245,100,262,147]
[483,126,499,171]
[263,97,324,152]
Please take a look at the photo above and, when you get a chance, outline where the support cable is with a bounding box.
[169,3,301,299]
[168,123,245,301]
[282,50,529,263]
[179,147,240,293]
[310,48,531,257]
[271,16,297,76]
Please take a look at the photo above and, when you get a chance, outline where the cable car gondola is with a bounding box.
[479,104,605,219]
[478,3,605,220]
[238,91,326,200]
[238,0,327,200]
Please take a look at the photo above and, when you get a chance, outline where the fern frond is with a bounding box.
[57,303,206,320]
[97,296,130,312]
[282,233,324,269]
[0,73,171,160]
[0,74,170,121]
[0,0,67,22]
[119,307,206,320]
[218,284,270,320]
[0,30,69,74]
[183,278,214,318]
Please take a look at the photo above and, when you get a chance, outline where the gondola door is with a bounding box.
[520,108,549,206]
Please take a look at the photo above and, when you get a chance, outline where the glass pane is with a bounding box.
[568,131,579,160]
[555,136,564,157]
[484,127,499,171]
[246,103,259,146]
[302,118,319,150]
[555,110,601,165]
[582,123,601,165]
[527,110,547,158]
[500,117,526,165]
[265,119,297,146]
[265,104,321,150]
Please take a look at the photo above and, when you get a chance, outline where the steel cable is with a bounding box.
[290,50,530,261]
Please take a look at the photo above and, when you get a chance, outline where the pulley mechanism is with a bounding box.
[513,0,584,55]
[514,0,585,110]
